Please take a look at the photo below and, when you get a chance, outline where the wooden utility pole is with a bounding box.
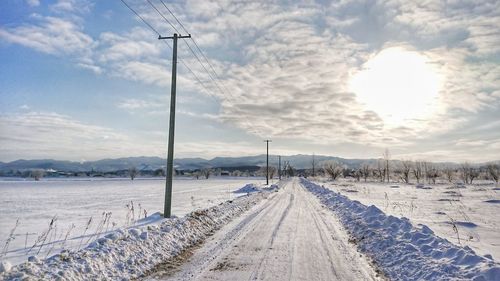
[278,155,281,180]
[158,33,191,218]
[264,140,272,185]
[312,153,315,177]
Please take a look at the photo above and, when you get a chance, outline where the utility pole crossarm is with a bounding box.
[158,34,191,40]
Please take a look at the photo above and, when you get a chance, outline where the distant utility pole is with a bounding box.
[158,33,191,218]
[264,140,272,185]
[312,153,315,177]
[278,155,281,180]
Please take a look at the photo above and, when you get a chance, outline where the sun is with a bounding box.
[349,47,442,126]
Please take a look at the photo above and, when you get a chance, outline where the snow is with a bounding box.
[301,178,500,281]
[149,178,379,280]
[0,177,266,266]
[0,188,269,280]
[0,261,11,273]
[233,183,260,193]
[316,179,500,261]
[3,177,498,280]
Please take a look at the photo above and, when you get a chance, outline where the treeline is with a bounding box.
[316,160,499,185]
[0,166,264,181]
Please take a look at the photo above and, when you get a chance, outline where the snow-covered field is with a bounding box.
[0,186,271,280]
[313,178,500,260]
[0,177,265,266]
[302,178,500,280]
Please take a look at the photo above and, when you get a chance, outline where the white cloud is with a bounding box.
[0,16,94,56]
[0,112,165,161]
[76,62,102,74]
[174,140,299,159]
[115,61,172,87]
[0,2,99,74]
[0,112,294,161]
[50,0,92,14]
[98,30,161,62]
[26,0,40,7]
[117,98,163,110]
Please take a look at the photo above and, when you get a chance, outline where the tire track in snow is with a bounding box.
[249,191,295,280]
[304,187,341,279]
[156,178,379,281]
[149,182,289,280]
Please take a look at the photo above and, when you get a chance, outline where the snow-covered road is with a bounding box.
[146,178,380,281]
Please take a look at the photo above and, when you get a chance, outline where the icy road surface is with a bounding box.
[146,178,380,281]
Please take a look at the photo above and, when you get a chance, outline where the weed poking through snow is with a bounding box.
[1,219,19,258]
[447,214,461,245]
[78,217,93,250]
[27,216,58,256]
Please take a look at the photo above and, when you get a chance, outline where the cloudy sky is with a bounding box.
[1,0,499,163]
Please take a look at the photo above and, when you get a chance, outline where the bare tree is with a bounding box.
[443,166,455,183]
[286,164,295,177]
[383,149,391,182]
[469,167,479,184]
[413,161,423,183]
[353,169,361,182]
[423,161,429,183]
[323,161,344,181]
[400,160,412,184]
[460,162,471,184]
[487,164,499,184]
[154,168,166,177]
[201,168,212,179]
[215,168,222,177]
[342,168,352,178]
[374,159,386,182]
[31,169,45,181]
[426,165,440,184]
[128,167,138,180]
[360,164,370,182]
[268,166,277,179]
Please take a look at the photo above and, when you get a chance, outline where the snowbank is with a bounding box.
[0,191,268,280]
[300,178,500,281]
[233,183,260,193]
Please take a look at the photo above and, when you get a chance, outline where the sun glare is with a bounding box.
[349,47,442,126]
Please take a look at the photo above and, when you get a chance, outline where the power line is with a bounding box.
[148,0,228,98]
[160,40,223,104]
[119,0,160,36]
[155,0,235,101]
[151,0,261,138]
[144,0,226,99]
[157,0,226,91]
[159,0,189,34]
[145,0,180,34]
[119,0,221,103]
[120,0,259,135]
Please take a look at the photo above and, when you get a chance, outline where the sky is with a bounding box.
[0,0,499,163]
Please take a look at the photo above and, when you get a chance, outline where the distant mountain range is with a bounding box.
[0,155,494,173]
[0,154,378,172]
